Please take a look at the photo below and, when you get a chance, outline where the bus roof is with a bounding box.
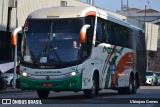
[28,6,97,19]
[28,6,143,32]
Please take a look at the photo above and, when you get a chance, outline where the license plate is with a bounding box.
[43,83,53,87]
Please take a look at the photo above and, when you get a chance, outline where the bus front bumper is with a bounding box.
[20,73,82,91]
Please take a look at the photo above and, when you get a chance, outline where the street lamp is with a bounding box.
[11,0,20,89]
[11,27,22,88]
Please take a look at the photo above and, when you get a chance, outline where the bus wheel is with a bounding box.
[132,78,138,94]
[37,90,50,99]
[125,75,134,94]
[83,75,98,98]
[118,75,134,94]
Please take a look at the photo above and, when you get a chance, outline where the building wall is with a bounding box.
[126,17,144,29]
[1,0,127,32]
[0,0,8,31]
[148,49,160,71]
[9,0,89,32]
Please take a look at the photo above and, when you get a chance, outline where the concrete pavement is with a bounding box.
[0,87,33,94]
[0,86,159,94]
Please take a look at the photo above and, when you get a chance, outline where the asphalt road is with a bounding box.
[0,86,160,107]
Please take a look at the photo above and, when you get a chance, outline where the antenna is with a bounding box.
[121,0,129,11]
[87,0,94,5]
[147,0,151,9]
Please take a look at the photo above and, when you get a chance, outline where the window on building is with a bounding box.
[61,1,67,7]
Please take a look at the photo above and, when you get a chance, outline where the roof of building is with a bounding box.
[127,8,140,11]
[137,9,160,13]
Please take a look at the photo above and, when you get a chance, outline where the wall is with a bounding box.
[9,0,89,32]
[0,0,8,31]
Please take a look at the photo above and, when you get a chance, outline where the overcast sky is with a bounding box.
[80,0,160,12]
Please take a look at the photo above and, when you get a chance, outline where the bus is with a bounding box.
[12,6,146,99]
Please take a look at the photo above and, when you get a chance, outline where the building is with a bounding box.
[117,8,160,22]
[117,7,160,71]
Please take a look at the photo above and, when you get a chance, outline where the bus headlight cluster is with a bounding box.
[65,68,84,77]
[21,72,32,77]
[70,71,76,76]
[22,72,28,77]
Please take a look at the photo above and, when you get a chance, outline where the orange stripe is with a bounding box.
[85,11,96,16]
[11,34,17,46]
[117,52,134,74]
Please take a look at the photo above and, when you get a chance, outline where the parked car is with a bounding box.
[146,71,159,86]
[155,72,160,86]
[1,69,18,87]
[0,71,7,90]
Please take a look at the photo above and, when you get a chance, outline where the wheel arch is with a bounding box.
[93,70,100,89]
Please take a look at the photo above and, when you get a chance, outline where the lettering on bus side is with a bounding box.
[102,47,123,55]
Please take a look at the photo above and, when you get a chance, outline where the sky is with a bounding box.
[80,0,160,12]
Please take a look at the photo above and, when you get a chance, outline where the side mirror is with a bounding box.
[80,24,90,43]
[11,27,22,46]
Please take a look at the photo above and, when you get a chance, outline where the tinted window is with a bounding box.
[106,21,114,45]
[146,72,153,76]
[155,73,160,76]
[96,18,104,42]
[114,24,121,46]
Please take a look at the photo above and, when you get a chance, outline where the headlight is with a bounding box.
[70,71,76,76]
[22,72,28,77]
[65,68,84,77]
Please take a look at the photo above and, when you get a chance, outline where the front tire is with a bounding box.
[37,90,50,99]
[83,75,98,98]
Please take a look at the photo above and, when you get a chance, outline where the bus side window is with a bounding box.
[106,21,115,45]
[114,24,121,46]
[85,16,95,55]
[96,18,103,45]
[105,21,111,43]
[122,27,129,48]
[128,29,134,49]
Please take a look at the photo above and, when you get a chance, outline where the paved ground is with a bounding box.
[0,87,20,93]
[0,86,160,107]
[0,86,159,94]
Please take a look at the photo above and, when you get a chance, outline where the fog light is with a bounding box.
[22,72,28,77]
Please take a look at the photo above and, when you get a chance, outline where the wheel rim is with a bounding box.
[91,79,96,95]
[129,82,132,91]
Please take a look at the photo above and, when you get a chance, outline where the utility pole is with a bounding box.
[87,0,94,5]
[13,0,18,89]
[144,5,148,86]
[121,0,129,11]
[144,5,148,71]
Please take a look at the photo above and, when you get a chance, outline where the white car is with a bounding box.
[155,72,160,86]
[146,71,159,86]
[1,69,18,87]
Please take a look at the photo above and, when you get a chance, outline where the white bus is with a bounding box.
[12,6,146,98]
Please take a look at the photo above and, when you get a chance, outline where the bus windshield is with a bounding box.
[22,18,84,66]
